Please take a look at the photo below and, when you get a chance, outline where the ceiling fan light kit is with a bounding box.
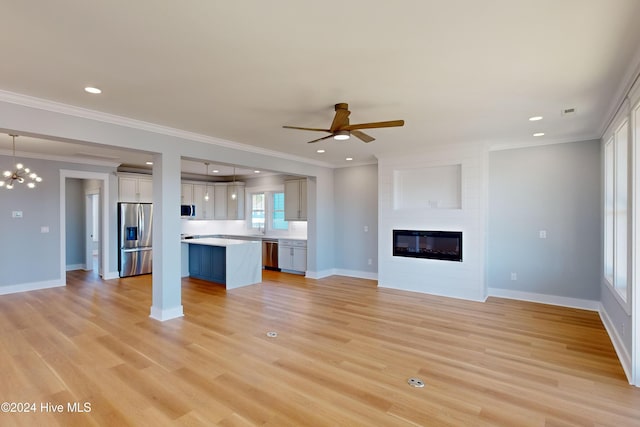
[333,130,350,140]
[283,103,404,144]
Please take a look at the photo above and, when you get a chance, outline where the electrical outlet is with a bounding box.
[510,272,517,281]
[364,225,369,232]
[539,230,547,239]
[12,211,23,218]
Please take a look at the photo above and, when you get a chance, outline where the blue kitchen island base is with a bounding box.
[182,238,262,289]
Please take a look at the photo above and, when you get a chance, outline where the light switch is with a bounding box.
[12,211,23,218]
[41,226,49,233]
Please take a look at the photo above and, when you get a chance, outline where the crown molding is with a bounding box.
[598,43,640,138]
[0,90,336,169]
[0,148,120,168]
[488,133,601,151]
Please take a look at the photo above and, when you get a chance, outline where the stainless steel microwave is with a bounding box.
[181,204,196,217]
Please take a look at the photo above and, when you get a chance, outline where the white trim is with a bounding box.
[0,148,121,168]
[599,303,632,384]
[333,269,378,281]
[489,135,601,152]
[149,305,184,321]
[102,271,120,280]
[0,279,65,295]
[66,264,86,271]
[305,269,335,279]
[0,89,334,169]
[60,170,110,285]
[631,97,640,386]
[598,42,640,137]
[488,288,600,311]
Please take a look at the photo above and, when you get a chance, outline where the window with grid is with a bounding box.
[272,192,288,230]
[604,119,629,303]
[250,193,265,229]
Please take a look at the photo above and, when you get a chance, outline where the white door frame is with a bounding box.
[60,170,111,283]
[85,190,100,272]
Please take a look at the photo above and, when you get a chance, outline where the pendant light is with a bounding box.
[204,162,210,201]
[231,167,237,200]
[1,134,42,189]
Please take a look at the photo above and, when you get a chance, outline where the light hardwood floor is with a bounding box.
[0,270,639,426]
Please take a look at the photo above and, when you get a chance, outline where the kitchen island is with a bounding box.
[181,238,262,289]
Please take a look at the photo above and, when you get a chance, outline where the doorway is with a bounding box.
[60,170,112,283]
[85,190,101,275]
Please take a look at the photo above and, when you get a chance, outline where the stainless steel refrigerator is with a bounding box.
[118,202,153,277]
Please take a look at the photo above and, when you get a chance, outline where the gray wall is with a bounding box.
[65,178,86,268]
[0,154,116,287]
[488,140,601,300]
[333,164,378,274]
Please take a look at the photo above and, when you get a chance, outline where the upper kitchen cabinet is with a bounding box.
[182,181,215,219]
[119,173,152,202]
[213,183,245,220]
[181,183,194,205]
[285,178,307,221]
[227,183,245,220]
[195,184,215,220]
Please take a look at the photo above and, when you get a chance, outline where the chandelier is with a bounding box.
[0,134,42,189]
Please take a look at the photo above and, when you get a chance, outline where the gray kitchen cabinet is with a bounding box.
[278,239,307,274]
[284,178,307,221]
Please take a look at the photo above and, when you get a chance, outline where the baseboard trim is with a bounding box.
[0,279,65,295]
[149,305,184,321]
[102,271,120,280]
[333,269,378,281]
[66,264,86,271]
[488,288,600,311]
[305,269,335,279]
[599,304,632,384]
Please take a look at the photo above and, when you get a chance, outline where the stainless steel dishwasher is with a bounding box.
[262,240,279,271]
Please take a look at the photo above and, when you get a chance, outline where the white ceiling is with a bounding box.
[1,1,640,172]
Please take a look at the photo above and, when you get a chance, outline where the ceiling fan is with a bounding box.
[283,103,404,144]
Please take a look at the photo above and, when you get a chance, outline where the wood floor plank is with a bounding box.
[0,269,639,426]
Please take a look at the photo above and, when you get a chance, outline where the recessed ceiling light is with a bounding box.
[529,116,543,121]
[345,157,353,161]
[84,86,102,94]
[254,170,260,174]
[145,161,153,165]
[316,149,325,153]
[213,170,219,173]
[533,132,545,137]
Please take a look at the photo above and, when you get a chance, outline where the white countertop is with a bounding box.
[181,237,261,247]
[182,234,307,242]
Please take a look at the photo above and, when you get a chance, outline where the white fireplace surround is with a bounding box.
[377,143,487,301]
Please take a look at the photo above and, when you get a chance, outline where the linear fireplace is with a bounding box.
[393,230,462,262]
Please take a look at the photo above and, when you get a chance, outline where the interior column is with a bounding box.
[150,151,183,321]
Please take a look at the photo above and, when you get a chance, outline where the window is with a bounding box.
[250,193,265,229]
[604,138,614,284]
[604,119,629,303]
[249,191,289,232]
[272,192,288,230]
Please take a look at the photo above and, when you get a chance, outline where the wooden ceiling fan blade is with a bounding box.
[307,134,335,144]
[330,108,350,132]
[351,130,375,143]
[343,120,405,131]
[283,125,331,132]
